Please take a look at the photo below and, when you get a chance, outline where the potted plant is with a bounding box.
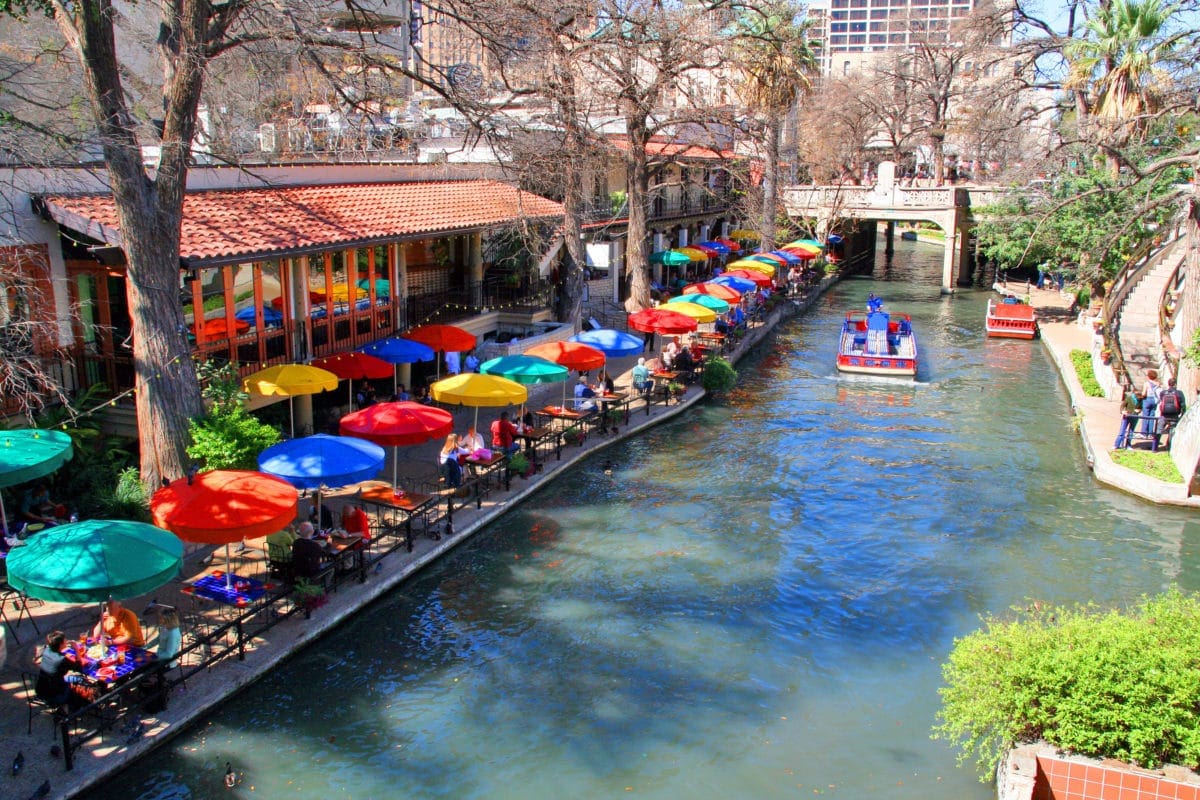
[563,426,585,446]
[1100,348,1113,365]
[507,450,533,478]
[603,407,623,430]
[667,381,686,399]
[292,578,328,619]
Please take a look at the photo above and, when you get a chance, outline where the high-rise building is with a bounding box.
[806,0,982,75]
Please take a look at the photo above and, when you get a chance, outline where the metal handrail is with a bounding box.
[1102,220,1188,392]
[1157,247,1189,378]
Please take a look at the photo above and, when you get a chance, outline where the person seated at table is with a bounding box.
[390,384,411,402]
[674,346,696,378]
[632,357,651,394]
[574,377,597,412]
[594,370,615,395]
[291,522,330,580]
[662,337,681,368]
[92,598,145,647]
[20,482,64,527]
[415,385,434,405]
[490,411,521,455]
[438,434,465,488]
[460,424,486,454]
[521,410,536,434]
[305,490,334,532]
[145,604,182,669]
[464,350,480,373]
[35,631,91,711]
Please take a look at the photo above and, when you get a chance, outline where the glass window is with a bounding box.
[870,33,887,43]
[870,9,887,18]
[850,9,867,18]
[831,21,847,31]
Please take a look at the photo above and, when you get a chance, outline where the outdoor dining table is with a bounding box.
[183,570,274,610]
[357,482,437,553]
[321,531,368,583]
[695,331,726,350]
[595,391,631,431]
[535,404,595,431]
[66,641,157,687]
[649,371,682,406]
[464,450,508,492]
[519,425,561,463]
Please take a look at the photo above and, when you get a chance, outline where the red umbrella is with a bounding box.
[751,252,788,265]
[313,352,394,406]
[151,470,299,587]
[780,247,818,260]
[406,324,478,379]
[339,401,454,489]
[627,308,698,336]
[724,269,773,287]
[524,341,607,373]
[682,282,743,302]
[193,317,249,338]
[714,238,742,251]
[406,324,476,353]
[690,244,721,258]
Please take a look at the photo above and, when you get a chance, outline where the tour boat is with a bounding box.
[985,296,1039,339]
[836,303,918,377]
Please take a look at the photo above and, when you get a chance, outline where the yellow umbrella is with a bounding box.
[784,241,823,255]
[243,363,339,437]
[665,301,717,323]
[727,259,777,275]
[430,372,529,430]
[729,229,761,240]
[327,285,368,302]
[673,247,709,263]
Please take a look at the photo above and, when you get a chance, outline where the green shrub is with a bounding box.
[933,589,1200,780]
[1069,349,1105,397]
[702,356,738,393]
[97,467,152,521]
[187,362,281,470]
[507,451,530,474]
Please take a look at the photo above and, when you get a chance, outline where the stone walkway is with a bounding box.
[0,288,821,800]
[1022,284,1200,506]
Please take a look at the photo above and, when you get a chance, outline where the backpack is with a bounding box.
[1160,388,1181,417]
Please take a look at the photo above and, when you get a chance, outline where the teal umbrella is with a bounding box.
[0,428,73,534]
[666,293,729,314]
[479,355,569,385]
[650,250,691,267]
[5,519,184,604]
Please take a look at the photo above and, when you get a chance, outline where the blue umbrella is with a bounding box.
[235,305,284,327]
[569,328,643,357]
[359,337,437,395]
[257,434,386,491]
[769,250,804,265]
[360,337,436,364]
[698,241,731,255]
[711,275,757,293]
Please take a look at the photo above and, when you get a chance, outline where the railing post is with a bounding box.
[236,619,246,661]
[61,719,74,771]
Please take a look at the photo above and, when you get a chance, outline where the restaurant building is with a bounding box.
[0,164,564,430]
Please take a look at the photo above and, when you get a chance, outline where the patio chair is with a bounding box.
[21,670,62,737]
[266,539,295,583]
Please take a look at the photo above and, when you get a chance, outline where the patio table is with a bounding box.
[183,571,273,610]
[66,641,157,686]
[357,483,437,553]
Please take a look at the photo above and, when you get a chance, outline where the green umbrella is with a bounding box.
[479,355,570,386]
[5,519,184,604]
[666,293,730,314]
[650,250,691,266]
[0,428,73,534]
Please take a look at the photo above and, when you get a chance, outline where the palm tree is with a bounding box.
[733,2,819,250]
[1065,0,1178,176]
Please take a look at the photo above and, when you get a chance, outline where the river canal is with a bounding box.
[106,242,1200,799]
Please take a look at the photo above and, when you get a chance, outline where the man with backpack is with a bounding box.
[1154,377,1187,451]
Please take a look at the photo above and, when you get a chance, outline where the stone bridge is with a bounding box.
[782,172,1011,292]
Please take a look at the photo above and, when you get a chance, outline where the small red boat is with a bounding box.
[986,296,1039,339]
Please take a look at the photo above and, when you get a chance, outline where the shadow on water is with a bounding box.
[103,241,1200,800]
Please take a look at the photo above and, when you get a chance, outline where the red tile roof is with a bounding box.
[606,136,735,160]
[40,180,564,266]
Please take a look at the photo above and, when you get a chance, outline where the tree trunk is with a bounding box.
[761,116,781,251]
[623,124,653,313]
[56,0,207,487]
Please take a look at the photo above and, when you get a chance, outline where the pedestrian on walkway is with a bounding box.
[1140,369,1161,435]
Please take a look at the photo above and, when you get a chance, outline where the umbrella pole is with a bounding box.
[225,543,233,589]
[393,366,398,397]
[289,397,296,439]
[392,446,399,492]
[348,378,354,410]
[0,494,7,536]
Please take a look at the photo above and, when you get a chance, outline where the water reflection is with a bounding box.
[103,242,1200,800]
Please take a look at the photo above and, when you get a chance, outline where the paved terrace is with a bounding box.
[0,282,831,800]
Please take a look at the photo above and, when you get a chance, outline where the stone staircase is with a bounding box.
[1116,238,1188,389]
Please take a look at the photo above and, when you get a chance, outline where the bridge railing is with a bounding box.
[784,184,1015,213]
